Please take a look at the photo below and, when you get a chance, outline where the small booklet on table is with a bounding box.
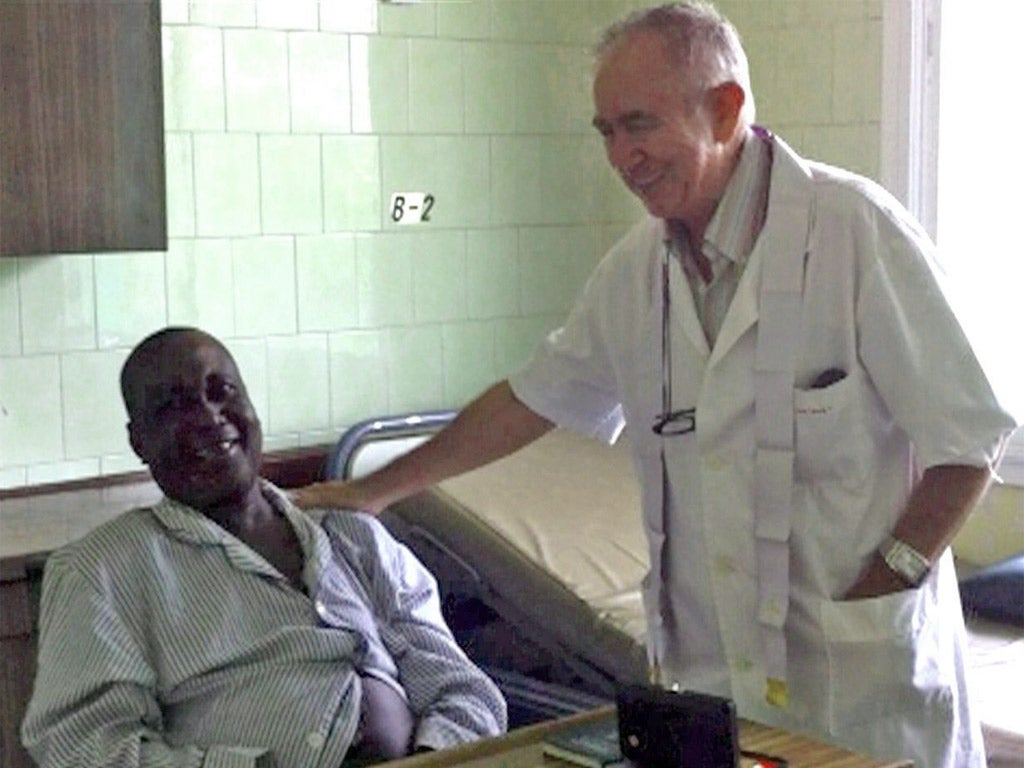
[542,715,626,768]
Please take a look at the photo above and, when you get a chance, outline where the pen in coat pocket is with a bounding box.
[810,368,846,389]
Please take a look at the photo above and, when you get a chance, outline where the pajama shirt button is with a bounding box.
[306,731,326,750]
[714,555,735,575]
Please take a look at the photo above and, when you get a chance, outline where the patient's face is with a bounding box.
[126,332,263,512]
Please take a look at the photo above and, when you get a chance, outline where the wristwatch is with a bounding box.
[878,535,931,587]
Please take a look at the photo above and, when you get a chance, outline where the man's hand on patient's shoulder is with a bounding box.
[289,479,382,514]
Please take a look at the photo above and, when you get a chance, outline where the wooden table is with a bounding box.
[385,707,913,768]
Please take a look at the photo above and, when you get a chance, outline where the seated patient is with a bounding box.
[22,326,506,767]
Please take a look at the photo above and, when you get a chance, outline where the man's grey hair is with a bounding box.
[595,2,755,123]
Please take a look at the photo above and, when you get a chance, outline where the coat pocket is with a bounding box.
[793,369,882,483]
[818,590,952,729]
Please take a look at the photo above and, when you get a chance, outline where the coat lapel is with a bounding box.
[708,135,815,370]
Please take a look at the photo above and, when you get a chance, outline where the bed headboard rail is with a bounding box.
[324,410,457,480]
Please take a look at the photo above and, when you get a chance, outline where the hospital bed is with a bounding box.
[323,411,1024,762]
[324,412,650,701]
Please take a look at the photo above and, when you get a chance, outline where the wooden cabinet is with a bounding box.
[0,0,166,257]
[0,558,39,768]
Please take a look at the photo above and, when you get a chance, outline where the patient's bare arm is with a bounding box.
[292,380,554,514]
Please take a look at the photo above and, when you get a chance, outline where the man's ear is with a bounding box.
[708,81,745,143]
[127,420,149,465]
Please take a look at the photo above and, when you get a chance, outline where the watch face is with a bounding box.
[884,539,928,585]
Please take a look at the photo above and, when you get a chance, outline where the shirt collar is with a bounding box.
[663,126,772,272]
[150,494,232,546]
[271,482,334,589]
[703,126,772,265]
[150,479,332,591]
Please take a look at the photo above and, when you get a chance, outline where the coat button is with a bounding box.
[703,454,727,472]
[762,598,784,624]
[733,657,754,672]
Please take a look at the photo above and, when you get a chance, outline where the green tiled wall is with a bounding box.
[0,0,884,488]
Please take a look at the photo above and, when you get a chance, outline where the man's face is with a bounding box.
[592,30,725,230]
[126,333,262,511]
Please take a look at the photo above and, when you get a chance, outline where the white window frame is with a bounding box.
[881,0,1023,485]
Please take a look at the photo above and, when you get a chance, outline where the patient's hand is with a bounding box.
[351,675,416,761]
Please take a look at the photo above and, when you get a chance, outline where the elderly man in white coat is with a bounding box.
[294,3,1017,766]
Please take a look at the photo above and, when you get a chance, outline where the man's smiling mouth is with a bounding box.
[193,438,240,461]
[628,171,663,196]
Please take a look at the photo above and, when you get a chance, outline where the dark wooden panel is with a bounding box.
[0,558,37,767]
[0,559,31,638]
[0,0,166,257]
[0,635,37,767]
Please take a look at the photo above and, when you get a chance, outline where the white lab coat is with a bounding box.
[510,136,1016,767]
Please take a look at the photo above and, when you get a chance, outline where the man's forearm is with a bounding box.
[348,380,554,513]
[891,463,992,562]
[845,463,992,598]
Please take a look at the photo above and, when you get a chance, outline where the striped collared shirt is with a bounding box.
[674,127,772,345]
[22,480,506,768]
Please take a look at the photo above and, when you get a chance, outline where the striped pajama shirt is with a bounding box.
[21,480,506,767]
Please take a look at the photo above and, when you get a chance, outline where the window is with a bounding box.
[882,0,1023,484]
